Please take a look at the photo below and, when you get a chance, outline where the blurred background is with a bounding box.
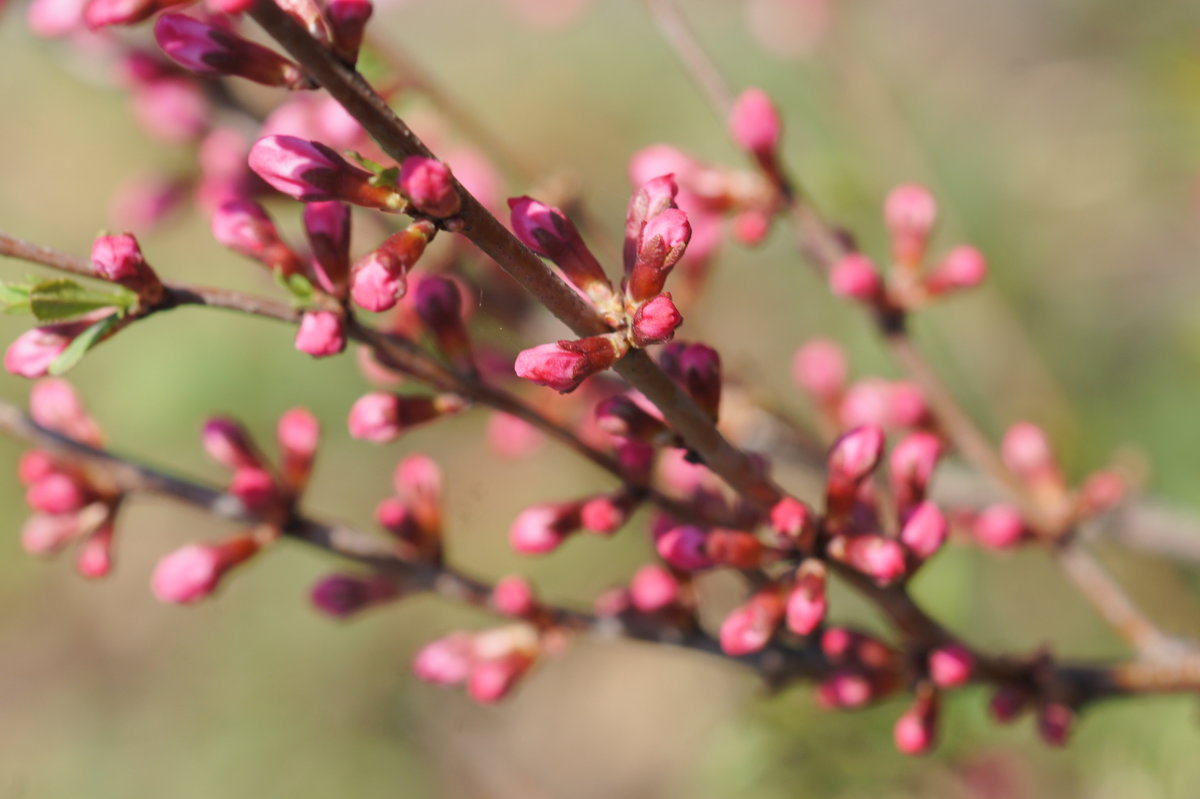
[4,0,1200,796]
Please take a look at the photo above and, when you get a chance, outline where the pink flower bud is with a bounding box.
[492,575,537,617]
[21,513,82,555]
[509,502,583,554]
[467,651,533,704]
[729,87,782,159]
[400,156,461,218]
[791,338,846,405]
[211,200,305,275]
[628,208,691,302]
[514,335,624,394]
[248,135,403,209]
[594,394,667,442]
[310,573,399,618]
[1037,702,1073,747]
[349,221,434,311]
[277,407,319,491]
[732,208,772,246]
[154,14,309,88]
[76,522,115,579]
[413,276,473,367]
[109,172,188,232]
[705,528,766,569]
[973,505,1027,549]
[579,493,632,534]
[412,632,475,685]
[827,424,885,488]
[890,431,942,513]
[85,0,182,29]
[629,564,679,613]
[130,77,209,144]
[326,0,372,64]
[624,174,680,273]
[616,439,655,483]
[630,293,683,347]
[1001,422,1059,482]
[18,451,57,485]
[30,378,103,444]
[786,560,827,635]
[294,311,346,357]
[658,341,722,420]
[655,525,714,571]
[1078,470,1126,516]
[720,584,786,656]
[5,318,103,379]
[28,0,86,37]
[899,501,947,561]
[151,534,259,604]
[347,392,462,443]
[487,411,544,459]
[91,233,162,302]
[925,245,987,295]
[828,534,907,586]
[885,183,937,266]
[201,417,262,470]
[27,473,89,514]
[928,644,974,688]
[508,196,611,296]
[893,694,938,756]
[303,201,352,293]
[769,496,813,548]
[829,253,882,302]
[229,466,279,511]
[816,671,874,709]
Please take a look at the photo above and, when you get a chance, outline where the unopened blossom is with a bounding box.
[791,338,846,406]
[347,392,464,443]
[830,253,882,302]
[400,156,461,218]
[326,0,373,64]
[629,564,679,613]
[154,14,310,89]
[514,335,625,394]
[249,135,404,209]
[349,221,435,311]
[310,573,400,619]
[885,183,937,267]
[925,245,987,295]
[729,87,782,162]
[630,293,683,347]
[151,534,259,604]
[294,311,346,358]
[627,207,691,302]
[211,200,305,276]
[720,583,786,656]
[508,196,612,299]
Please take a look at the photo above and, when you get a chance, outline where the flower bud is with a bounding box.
[786,559,827,635]
[705,529,765,569]
[829,253,882,303]
[201,417,262,470]
[22,512,82,556]
[928,643,974,688]
[514,335,625,394]
[925,245,987,295]
[30,378,103,444]
[579,492,635,534]
[973,505,1026,549]
[130,77,209,144]
[486,411,544,458]
[890,431,942,513]
[249,135,404,209]
[326,0,372,64]
[899,501,947,561]
[277,407,319,492]
[630,293,683,347]
[5,317,106,379]
[1037,702,1074,747]
[628,208,690,302]
[349,221,435,311]
[655,524,714,571]
[729,87,782,161]
[885,183,936,267]
[151,534,259,604]
[76,522,115,579]
[154,14,309,89]
[413,275,474,370]
[491,575,537,618]
[769,496,813,549]
[347,392,464,443]
[629,564,679,613]
[412,632,474,685]
[825,425,884,516]
[509,501,583,554]
[303,201,352,292]
[827,534,907,586]
[989,684,1030,724]
[18,451,57,485]
[508,196,612,299]
[400,156,461,218]
[816,671,874,709]
[658,342,721,421]
[719,583,786,656]
[91,233,163,303]
[467,627,538,703]
[893,693,939,756]
[310,573,399,618]
[594,394,667,442]
[1002,422,1062,487]
[229,466,280,512]
[27,473,89,514]
[211,200,305,275]
[84,0,182,30]
[791,338,846,406]
[294,310,346,357]
[623,174,679,273]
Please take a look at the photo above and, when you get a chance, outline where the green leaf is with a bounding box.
[28,279,135,322]
[48,313,121,376]
[347,151,400,190]
[0,282,32,314]
[273,269,316,306]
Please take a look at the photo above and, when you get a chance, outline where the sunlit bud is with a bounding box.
[229,466,279,512]
[310,573,400,618]
[623,174,679,273]
[720,583,786,656]
[705,528,765,569]
[628,208,691,302]
[791,338,846,406]
[508,196,612,299]
[76,522,115,579]
[400,156,461,218]
[84,0,184,29]
[769,496,813,549]
[629,564,679,613]
[514,334,626,394]
[154,14,310,89]
[973,504,1026,549]
[893,692,939,756]
[486,411,544,459]
[928,643,975,688]
[989,684,1030,724]
[925,245,987,295]
[890,431,943,513]
[201,417,262,470]
[30,378,103,444]
[1037,702,1074,747]
[211,200,305,276]
[630,293,683,347]
[413,275,474,370]
[92,232,163,303]
[594,394,667,442]
[21,512,82,556]
[1002,422,1062,486]
[27,473,89,514]
[151,534,259,604]
[249,135,404,209]
[303,201,351,293]
[294,311,346,358]
[277,407,319,491]
[509,501,584,554]
[326,0,372,64]
[492,575,537,618]
[349,221,435,311]
[655,524,714,571]
[816,671,874,709]
[729,88,782,161]
[347,392,464,443]
[830,253,882,303]
[899,501,947,561]
[5,318,104,379]
[786,559,827,635]
[827,534,908,586]
[885,183,937,267]
[412,632,475,685]
[658,342,722,420]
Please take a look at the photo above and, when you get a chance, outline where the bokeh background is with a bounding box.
[4,0,1200,796]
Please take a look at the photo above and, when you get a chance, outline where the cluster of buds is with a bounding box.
[816,627,902,709]
[374,453,443,562]
[509,483,643,555]
[17,380,120,578]
[413,624,542,703]
[829,184,988,312]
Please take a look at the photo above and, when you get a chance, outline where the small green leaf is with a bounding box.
[273,269,317,306]
[0,282,32,314]
[369,166,399,189]
[48,313,121,376]
[28,279,135,322]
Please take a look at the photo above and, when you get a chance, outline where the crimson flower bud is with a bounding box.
[1037,702,1074,747]
[27,472,90,514]
[885,183,937,267]
[890,431,943,514]
[400,156,461,218]
[211,200,305,276]
[893,692,939,756]
[973,505,1026,549]
[294,310,346,358]
[729,87,782,162]
[630,293,683,347]
[491,575,537,618]
[249,135,404,209]
[786,559,827,635]
[151,534,259,604]
[1078,470,1126,516]
[719,583,786,656]
[989,684,1030,724]
[828,534,908,586]
[769,496,814,549]
[655,524,714,571]
[201,417,263,470]
[928,644,974,688]
[514,334,626,394]
[623,174,679,273]
[310,573,400,619]
[509,501,584,554]
[154,14,310,89]
[346,392,464,443]
[925,245,987,295]
[393,454,442,535]
[791,338,846,407]
[628,208,691,302]
[508,196,612,300]
[629,564,679,613]
[277,407,319,492]
[229,466,280,512]
[899,501,947,561]
[413,275,474,371]
[91,233,163,303]
[349,221,435,311]
[303,201,352,293]
[816,671,875,709]
[829,253,883,303]
[579,491,635,534]
[18,451,57,485]
[658,342,721,421]
[326,0,372,64]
